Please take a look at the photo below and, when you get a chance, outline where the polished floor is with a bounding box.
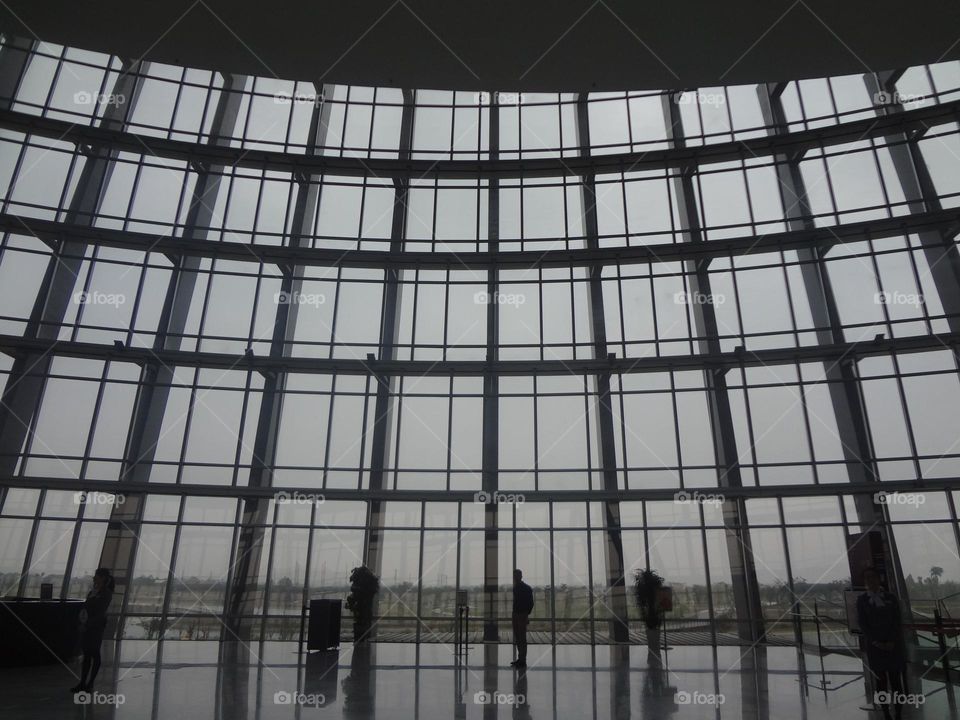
[0,640,956,719]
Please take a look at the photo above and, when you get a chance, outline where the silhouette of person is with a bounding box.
[71,568,114,694]
[511,569,534,668]
[856,567,906,720]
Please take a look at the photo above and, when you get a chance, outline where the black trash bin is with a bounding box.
[306,599,342,651]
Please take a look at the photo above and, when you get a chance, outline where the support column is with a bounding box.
[757,82,910,602]
[482,93,501,641]
[223,84,334,640]
[97,74,243,631]
[575,95,630,643]
[863,70,960,333]
[363,90,415,605]
[663,92,765,644]
[0,61,141,475]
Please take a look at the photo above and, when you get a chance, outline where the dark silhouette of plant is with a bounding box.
[633,568,665,629]
[345,566,380,643]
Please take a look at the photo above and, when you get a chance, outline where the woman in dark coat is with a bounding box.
[71,568,114,694]
[856,567,906,719]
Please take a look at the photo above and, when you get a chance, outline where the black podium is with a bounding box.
[304,599,342,651]
[0,599,84,666]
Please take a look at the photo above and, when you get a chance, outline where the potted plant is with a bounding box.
[345,566,379,643]
[633,568,665,652]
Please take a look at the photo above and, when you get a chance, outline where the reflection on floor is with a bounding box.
[1,640,956,719]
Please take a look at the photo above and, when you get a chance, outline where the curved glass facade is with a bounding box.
[1,35,960,651]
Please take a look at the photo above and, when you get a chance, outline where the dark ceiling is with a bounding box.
[3,1,959,91]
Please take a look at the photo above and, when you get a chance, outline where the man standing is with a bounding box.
[511,568,534,668]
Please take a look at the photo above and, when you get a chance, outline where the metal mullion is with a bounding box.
[174,367,202,485]
[532,376,540,490]
[248,167,268,247]
[390,378,404,490]
[228,369,255,487]
[776,497,799,628]
[39,45,68,121]
[321,375,337,488]
[616,376,630,490]
[409,270,421,359]
[442,271,451,362]
[698,502,718,646]
[237,76,255,149]
[793,358,822,486]
[259,500,279,640]
[356,373,372,490]
[60,496,89,599]
[15,488,45,596]
[77,357,113,480]
[301,499,317,628]
[327,265,344,358]
[414,500,426,644]
[538,266,545,361]
[618,170,629,246]
[582,376,594,490]
[669,369,683,488]
[445,376,454,491]
[166,66,189,142]
[549,503,558,644]
[587,508,596,647]
[157,496,186,636]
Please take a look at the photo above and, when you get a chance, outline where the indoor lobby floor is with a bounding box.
[0,640,956,719]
